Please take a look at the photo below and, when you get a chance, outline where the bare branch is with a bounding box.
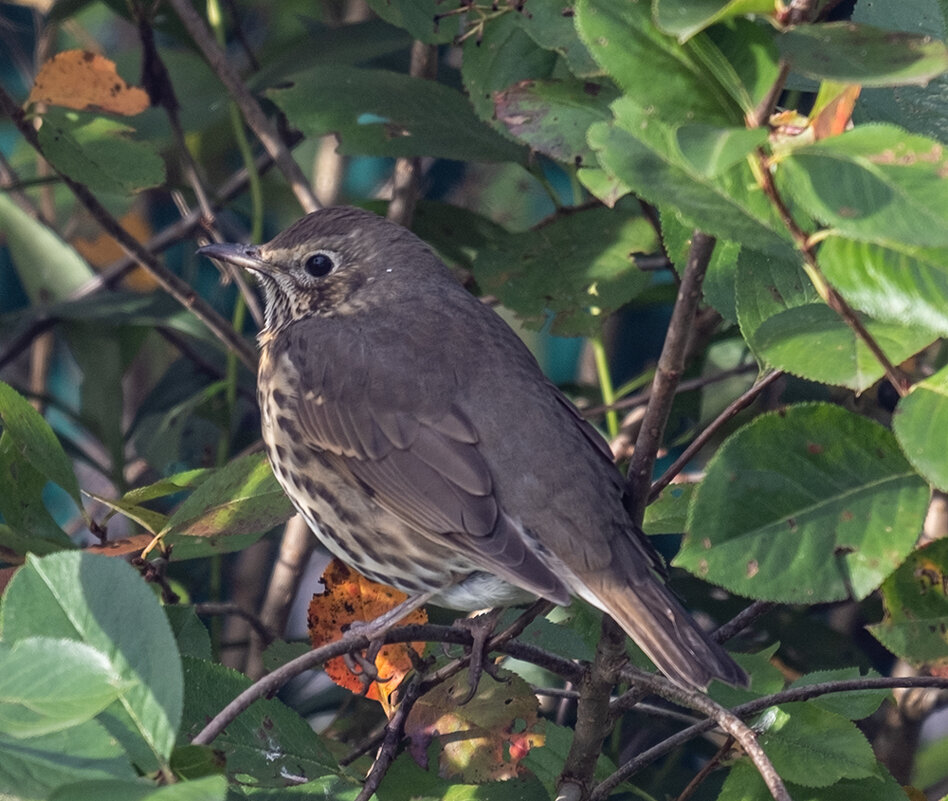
[649,371,784,500]
[626,231,717,523]
[166,0,320,213]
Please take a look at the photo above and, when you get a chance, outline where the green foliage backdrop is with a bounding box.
[1,0,947,799]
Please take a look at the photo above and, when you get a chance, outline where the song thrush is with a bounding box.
[199,206,747,690]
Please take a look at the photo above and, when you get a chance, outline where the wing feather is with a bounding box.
[280,321,569,603]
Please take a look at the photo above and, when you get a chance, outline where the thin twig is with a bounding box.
[649,370,784,500]
[621,667,790,801]
[676,736,735,801]
[194,601,276,646]
[166,0,320,214]
[355,674,425,801]
[593,675,948,800]
[626,231,717,524]
[386,41,436,227]
[755,152,909,395]
[713,599,777,645]
[0,86,257,370]
[245,514,315,679]
[585,363,757,419]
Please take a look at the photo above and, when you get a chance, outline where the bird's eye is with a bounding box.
[303,252,335,278]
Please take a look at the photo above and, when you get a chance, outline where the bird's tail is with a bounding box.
[577,573,749,690]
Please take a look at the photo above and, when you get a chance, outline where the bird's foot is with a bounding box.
[340,589,437,695]
[452,607,505,704]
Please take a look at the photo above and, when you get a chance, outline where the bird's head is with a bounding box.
[199,207,437,333]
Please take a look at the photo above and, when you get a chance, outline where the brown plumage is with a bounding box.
[199,206,747,690]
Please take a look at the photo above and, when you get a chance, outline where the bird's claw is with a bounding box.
[453,608,504,705]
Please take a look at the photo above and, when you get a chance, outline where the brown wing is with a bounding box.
[279,320,571,605]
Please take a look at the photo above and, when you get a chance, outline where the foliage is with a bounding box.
[0,1,947,800]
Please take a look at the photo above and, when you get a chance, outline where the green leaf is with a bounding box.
[512,0,600,76]
[409,201,509,273]
[161,453,294,560]
[0,436,75,556]
[575,0,740,125]
[164,606,212,661]
[653,0,774,43]
[778,22,948,87]
[1,551,183,771]
[675,124,768,177]
[789,669,889,720]
[853,0,948,143]
[493,78,619,166]
[643,483,694,534]
[0,720,134,799]
[819,237,948,337]
[37,111,166,194]
[49,775,228,801]
[179,657,343,788]
[362,0,459,44]
[868,539,948,663]
[0,193,95,302]
[720,757,907,801]
[777,124,948,248]
[588,101,791,253]
[893,364,948,490]
[755,702,877,786]
[377,744,549,801]
[472,200,657,336]
[704,18,783,113]
[0,379,83,509]
[462,11,558,126]
[0,638,127,738]
[736,250,938,391]
[677,403,929,603]
[267,65,525,163]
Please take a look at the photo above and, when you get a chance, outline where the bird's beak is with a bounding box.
[198,242,272,274]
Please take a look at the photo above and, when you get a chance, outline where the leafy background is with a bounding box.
[1,0,948,800]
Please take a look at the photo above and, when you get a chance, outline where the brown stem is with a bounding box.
[166,0,320,213]
[626,231,717,524]
[0,86,257,370]
[649,370,784,500]
[618,667,791,801]
[245,515,315,679]
[594,675,948,799]
[756,153,910,395]
[387,42,437,227]
[557,615,627,800]
[676,736,735,801]
[355,674,425,801]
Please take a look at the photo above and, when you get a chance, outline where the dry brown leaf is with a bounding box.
[308,559,427,717]
[28,50,150,115]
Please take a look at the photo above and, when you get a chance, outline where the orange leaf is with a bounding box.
[308,559,427,716]
[811,85,861,141]
[28,50,150,115]
[404,668,544,783]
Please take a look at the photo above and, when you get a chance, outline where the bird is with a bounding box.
[199,206,747,690]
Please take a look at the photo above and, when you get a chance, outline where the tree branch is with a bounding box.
[625,231,717,523]
[649,370,783,500]
[166,0,320,214]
